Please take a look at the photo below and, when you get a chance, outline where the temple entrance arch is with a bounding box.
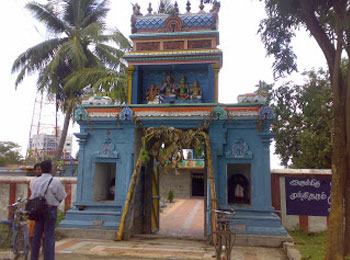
[147,148,207,238]
[116,126,218,240]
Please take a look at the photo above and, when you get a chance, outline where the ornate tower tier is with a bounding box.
[124,2,222,104]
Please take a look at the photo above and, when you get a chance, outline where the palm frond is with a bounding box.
[25,2,71,35]
[63,0,82,27]
[12,38,67,76]
[63,68,127,102]
[81,0,110,28]
[60,38,88,69]
[13,38,66,88]
[80,22,102,41]
[85,48,104,68]
[14,66,30,88]
[94,43,125,69]
[37,46,70,91]
[98,29,132,50]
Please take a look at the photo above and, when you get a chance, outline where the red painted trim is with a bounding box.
[86,106,260,114]
[8,183,16,220]
[0,179,76,184]
[271,175,281,217]
[65,184,72,213]
[0,180,31,184]
[299,215,309,232]
[128,60,219,66]
[58,179,77,184]
[135,27,214,34]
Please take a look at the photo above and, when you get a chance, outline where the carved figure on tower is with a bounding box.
[159,72,177,102]
[176,75,190,100]
[146,83,160,104]
[190,80,202,101]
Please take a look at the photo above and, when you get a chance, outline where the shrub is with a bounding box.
[168,190,174,203]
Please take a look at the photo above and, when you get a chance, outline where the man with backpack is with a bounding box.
[30,160,67,260]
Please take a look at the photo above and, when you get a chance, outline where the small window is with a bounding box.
[227,164,251,205]
[93,162,116,202]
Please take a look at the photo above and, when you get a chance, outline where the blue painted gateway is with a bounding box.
[60,1,287,243]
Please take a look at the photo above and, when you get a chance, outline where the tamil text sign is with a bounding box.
[285,177,331,216]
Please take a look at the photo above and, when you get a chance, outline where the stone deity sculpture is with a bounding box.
[146,82,160,103]
[159,73,177,102]
[176,75,190,100]
[190,80,202,101]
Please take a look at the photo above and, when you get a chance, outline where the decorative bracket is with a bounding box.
[225,138,253,159]
[74,105,88,121]
[211,104,227,120]
[258,106,274,120]
[120,105,133,121]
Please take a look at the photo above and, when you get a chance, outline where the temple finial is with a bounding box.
[186,0,191,13]
[147,3,153,14]
[133,3,142,16]
[211,0,220,12]
[199,0,205,11]
[174,1,179,13]
[159,1,165,14]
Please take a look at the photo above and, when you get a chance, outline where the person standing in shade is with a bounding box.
[30,160,67,260]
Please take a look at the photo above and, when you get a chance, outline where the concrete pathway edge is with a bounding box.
[283,241,302,260]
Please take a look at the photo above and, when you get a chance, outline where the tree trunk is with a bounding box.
[326,43,347,260]
[344,67,350,257]
[52,104,73,175]
[115,146,143,241]
[200,132,218,242]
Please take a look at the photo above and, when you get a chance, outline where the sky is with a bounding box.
[0,0,327,168]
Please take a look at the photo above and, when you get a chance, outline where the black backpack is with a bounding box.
[25,178,53,220]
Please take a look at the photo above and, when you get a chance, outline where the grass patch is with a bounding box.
[56,209,66,227]
[289,230,327,260]
[0,223,12,251]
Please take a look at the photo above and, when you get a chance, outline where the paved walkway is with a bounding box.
[0,238,287,260]
[159,198,205,238]
[0,199,288,260]
[53,236,287,260]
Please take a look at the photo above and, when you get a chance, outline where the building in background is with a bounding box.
[29,130,73,160]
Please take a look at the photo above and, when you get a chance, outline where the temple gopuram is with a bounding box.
[60,0,288,246]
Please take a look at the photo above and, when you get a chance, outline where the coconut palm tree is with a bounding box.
[12,0,131,172]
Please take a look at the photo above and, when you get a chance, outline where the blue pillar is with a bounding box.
[131,66,139,104]
[74,132,89,203]
[207,64,215,103]
[258,131,275,210]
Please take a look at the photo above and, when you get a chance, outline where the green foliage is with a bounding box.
[25,149,37,165]
[12,0,132,104]
[0,141,23,167]
[140,148,150,164]
[258,0,341,78]
[193,141,205,159]
[167,189,174,203]
[0,223,12,250]
[56,209,66,227]
[258,1,350,258]
[272,69,333,168]
[12,0,131,164]
[255,80,274,104]
[289,230,327,260]
[143,126,205,171]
